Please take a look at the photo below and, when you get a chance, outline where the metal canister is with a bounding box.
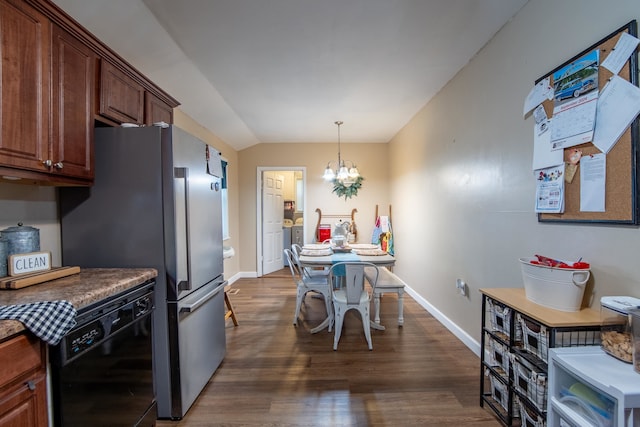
[0,223,40,256]
[0,238,7,277]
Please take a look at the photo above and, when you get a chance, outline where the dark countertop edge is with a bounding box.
[0,268,158,342]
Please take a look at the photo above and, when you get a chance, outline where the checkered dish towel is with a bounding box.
[0,301,77,345]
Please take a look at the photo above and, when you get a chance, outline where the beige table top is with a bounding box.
[480,287,601,328]
[299,253,396,267]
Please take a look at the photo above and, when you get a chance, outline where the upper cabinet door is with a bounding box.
[145,91,174,126]
[99,60,145,124]
[51,24,95,180]
[0,0,51,172]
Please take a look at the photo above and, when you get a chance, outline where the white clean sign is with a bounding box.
[8,251,51,276]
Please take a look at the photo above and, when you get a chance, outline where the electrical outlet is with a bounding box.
[456,279,467,296]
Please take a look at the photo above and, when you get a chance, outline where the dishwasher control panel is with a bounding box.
[53,281,155,366]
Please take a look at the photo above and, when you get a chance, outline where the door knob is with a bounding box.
[42,159,52,167]
[54,162,63,169]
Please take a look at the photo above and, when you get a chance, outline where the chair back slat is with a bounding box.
[290,244,305,276]
[343,264,366,304]
[292,243,303,260]
[289,245,313,279]
[284,249,302,279]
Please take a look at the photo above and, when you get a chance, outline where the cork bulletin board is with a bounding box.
[537,21,639,224]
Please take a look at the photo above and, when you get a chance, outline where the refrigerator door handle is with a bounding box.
[180,281,226,313]
[174,167,191,291]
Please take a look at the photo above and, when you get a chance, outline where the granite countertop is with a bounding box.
[0,268,158,341]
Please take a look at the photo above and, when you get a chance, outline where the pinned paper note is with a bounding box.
[601,32,640,75]
[532,119,563,171]
[592,75,640,154]
[580,153,606,212]
[523,77,554,117]
[533,104,548,124]
[535,164,565,213]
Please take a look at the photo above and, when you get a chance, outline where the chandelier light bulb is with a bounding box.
[323,164,335,181]
[337,164,349,181]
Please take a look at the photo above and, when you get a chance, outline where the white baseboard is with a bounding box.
[402,283,481,357]
[225,271,255,285]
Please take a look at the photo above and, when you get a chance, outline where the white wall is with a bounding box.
[389,0,640,348]
[0,184,60,266]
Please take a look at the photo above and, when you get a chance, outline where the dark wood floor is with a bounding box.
[157,269,501,426]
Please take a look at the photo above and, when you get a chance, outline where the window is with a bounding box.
[295,177,304,212]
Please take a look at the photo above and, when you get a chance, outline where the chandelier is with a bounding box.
[322,121,360,187]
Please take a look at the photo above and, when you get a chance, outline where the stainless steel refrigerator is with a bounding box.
[59,125,226,420]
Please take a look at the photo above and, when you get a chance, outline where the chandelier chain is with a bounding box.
[335,120,343,167]
[323,120,361,198]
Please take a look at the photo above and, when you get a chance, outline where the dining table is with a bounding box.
[298,244,396,334]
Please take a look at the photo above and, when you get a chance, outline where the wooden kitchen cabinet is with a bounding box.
[145,91,174,125]
[0,0,93,183]
[51,24,95,180]
[99,61,176,126]
[98,60,145,125]
[0,0,51,174]
[0,333,48,426]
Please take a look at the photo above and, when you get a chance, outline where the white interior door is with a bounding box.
[262,171,284,275]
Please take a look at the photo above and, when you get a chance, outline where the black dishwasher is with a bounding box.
[50,280,156,427]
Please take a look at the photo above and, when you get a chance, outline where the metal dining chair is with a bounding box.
[284,249,332,330]
[329,262,379,350]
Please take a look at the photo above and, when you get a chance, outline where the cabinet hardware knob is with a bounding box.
[42,160,52,167]
[26,380,35,391]
[54,162,64,169]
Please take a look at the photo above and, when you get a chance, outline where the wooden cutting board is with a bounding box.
[0,266,81,290]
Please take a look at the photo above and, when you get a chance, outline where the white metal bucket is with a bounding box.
[519,258,590,312]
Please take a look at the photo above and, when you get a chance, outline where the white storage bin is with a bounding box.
[519,258,589,312]
[547,348,629,427]
[512,355,548,411]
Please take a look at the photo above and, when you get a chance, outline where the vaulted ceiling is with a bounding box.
[54,0,528,150]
